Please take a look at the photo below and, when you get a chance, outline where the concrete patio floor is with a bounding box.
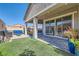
[38,34,70,53]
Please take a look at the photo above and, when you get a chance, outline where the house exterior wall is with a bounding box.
[44,6,79,29]
[0,19,6,31]
[43,6,79,36]
[25,3,79,38]
[0,19,10,41]
[6,24,25,37]
[6,24,24,31]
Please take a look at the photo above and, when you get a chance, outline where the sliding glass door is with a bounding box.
[56,18,63,36]
[45,20,55,35]
[45,15,72,37]
[56,15,72,37]
[62,15,72,33]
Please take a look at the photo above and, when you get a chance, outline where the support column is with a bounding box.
[72,7,79,30]
[43,20,46,35]
[33,18,38,39]
[72,11,79,30]
[25,22,28,37]
[54,19,58,36]
[77,7,79,30]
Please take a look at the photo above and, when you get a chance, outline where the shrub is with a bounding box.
[19,49,36,56]
[0,52,3,56]
[64,26,79,43]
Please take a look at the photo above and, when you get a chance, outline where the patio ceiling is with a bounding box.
[26,3,79,23]
[37,4,78,20]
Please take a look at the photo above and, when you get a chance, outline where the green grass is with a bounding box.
[0,38,72,56]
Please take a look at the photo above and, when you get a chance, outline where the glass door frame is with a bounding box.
[44,11,77,37]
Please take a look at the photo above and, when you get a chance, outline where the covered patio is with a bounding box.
[24,3,79,39]
[24,3,79,54]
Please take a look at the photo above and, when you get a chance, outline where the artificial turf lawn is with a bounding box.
[0,38,72,56]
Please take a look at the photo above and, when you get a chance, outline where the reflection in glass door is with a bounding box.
[45,15,72,37]
[45,20,55,36]
[62,15,72,33]
[56,18,63,36]
[49,26,55,35]
[56,15,72,37]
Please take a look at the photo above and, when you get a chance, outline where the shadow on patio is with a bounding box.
[38,34,73,55]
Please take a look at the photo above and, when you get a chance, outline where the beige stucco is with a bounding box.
[0,19,6,31]
[6,24,24,31]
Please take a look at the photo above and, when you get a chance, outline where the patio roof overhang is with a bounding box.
[25,3,79,23]
[24,3,59,22]
[37,4,78,20]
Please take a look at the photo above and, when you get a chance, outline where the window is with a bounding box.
[45,15,72,37]
[45,20,55,35]
[56,15,72,37]
[56,18,63,36]
[62,15,72,33]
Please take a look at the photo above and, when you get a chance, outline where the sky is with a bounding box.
[0,3,29,26]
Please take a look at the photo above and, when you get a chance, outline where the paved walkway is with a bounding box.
[38,34,69,52]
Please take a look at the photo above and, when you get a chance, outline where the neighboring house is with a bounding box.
[0,19,8,41]
[24,3,79,39]
[6,24,24,31]
[0,19,6,31]
[6,24,25,35]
